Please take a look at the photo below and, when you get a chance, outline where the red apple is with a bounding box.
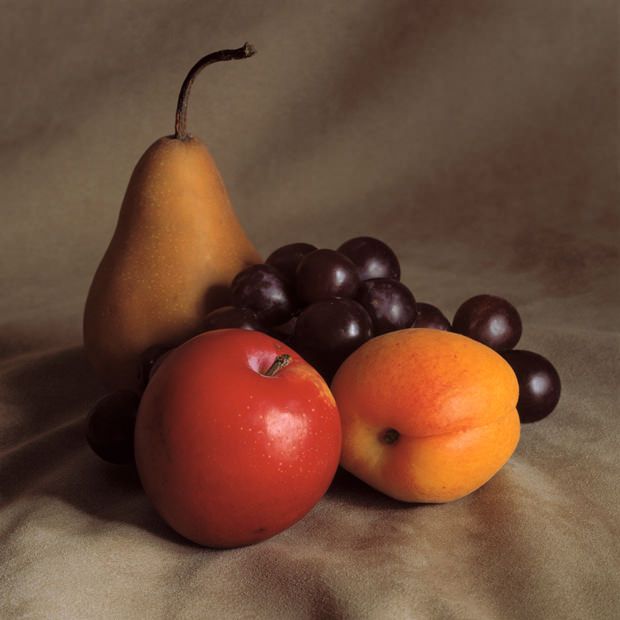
[134,329,341,548]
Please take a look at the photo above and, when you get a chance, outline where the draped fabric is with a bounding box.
[1,1,618,618]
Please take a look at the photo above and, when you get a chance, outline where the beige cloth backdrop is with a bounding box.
[1,1,618,618]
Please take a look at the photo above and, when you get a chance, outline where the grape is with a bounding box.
[338,236,400,281]
[231,264,295,326]
[501,350,561,423]
[357,278,416,335]
[452,294,522,350]
[414,302,451,331]
[270,316,298,343]
[139,344,173,390]
[296,249,360,304]
[203,306,262,332]
[266,242,317,283]
[86,391,140,464]
[148,350,172,382]
[292,299,373,381]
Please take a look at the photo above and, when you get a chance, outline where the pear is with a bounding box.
[84,44,261,392]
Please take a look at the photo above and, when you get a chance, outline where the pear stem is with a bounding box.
[174,42,256,140]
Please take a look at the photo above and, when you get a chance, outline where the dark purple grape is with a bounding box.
[296,249,360,304]
[86,391,139,464]
[291,299,373,381]
[148,350,172,382]
[414,302,451,331]
[270,316,298,343]
[139,344,173,390]
[357,278,416,335]
[338,236,401,281]
[231,264,295,326]
[500,350,561,423]
[266,242,317,283]
[203,306,262,332]
[452,294,522,350]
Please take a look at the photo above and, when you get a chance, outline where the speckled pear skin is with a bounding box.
[83,136,261,391]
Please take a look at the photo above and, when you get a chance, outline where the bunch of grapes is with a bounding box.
[203,238,419,380]
[200,236,561,422]
[87,236,561,464]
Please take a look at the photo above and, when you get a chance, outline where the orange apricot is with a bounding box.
[331,328,520,503]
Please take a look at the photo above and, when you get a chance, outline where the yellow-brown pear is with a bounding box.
[84,44,261,392]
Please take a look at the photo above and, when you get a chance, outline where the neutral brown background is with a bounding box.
[1,1,618,618]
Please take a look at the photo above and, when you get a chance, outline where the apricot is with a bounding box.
[331,328,520,503]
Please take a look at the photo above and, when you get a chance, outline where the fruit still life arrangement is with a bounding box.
[83,45,561,548]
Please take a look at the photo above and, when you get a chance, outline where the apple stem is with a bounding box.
[263,354,292,377]
[174,42,256,141]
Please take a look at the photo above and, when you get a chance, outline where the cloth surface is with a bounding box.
[1,1,618,618]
